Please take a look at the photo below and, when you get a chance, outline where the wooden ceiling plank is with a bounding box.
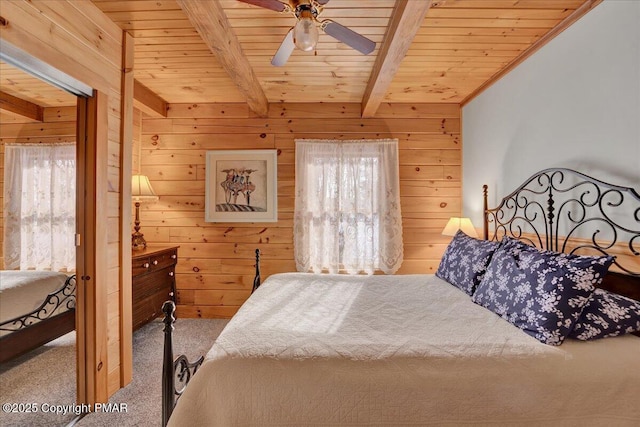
[362,0,434,118]
[92,0,597,106]
[461,0,603,105]
[421,18,559,29]
[432,0,585,9]
[0,90,44,121]
[219,0,393,8]
[94,1,183,13]
[175,0,268,117]
[417,26,548,36]
[133,79,168,118]
[426,8,574,20]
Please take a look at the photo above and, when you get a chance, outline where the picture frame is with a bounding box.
[205,149,278,223]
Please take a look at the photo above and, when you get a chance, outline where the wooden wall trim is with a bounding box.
[94,91,110,402]
[78,92,109,404]
[0,90,43,121]
[461,0,604,106]
[119,31,134,388]
[75,98,88,404]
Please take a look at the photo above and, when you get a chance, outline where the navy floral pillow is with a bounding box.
[436,230,500,295]
[472,237,614,346]
[570,288,640,340]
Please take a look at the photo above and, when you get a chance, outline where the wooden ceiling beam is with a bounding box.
[361,0,433,118]
[133,79,168,118]
[0,90,44,121]
[176,0,269,117]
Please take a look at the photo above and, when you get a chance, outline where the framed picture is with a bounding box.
[205,149,278,222]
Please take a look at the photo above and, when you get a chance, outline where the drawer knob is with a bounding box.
[170,254,177,259]
[143,262,150,268]
[169,291,174,297]
[169,271,174,277]
[152,260,159,265]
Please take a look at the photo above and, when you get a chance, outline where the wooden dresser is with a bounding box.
[131,245,179,330]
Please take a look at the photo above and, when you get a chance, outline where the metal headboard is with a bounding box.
[483,168,639,278]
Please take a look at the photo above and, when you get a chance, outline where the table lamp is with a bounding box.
[131,174,159,250]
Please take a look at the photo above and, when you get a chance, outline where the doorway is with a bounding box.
[0,45,99,412]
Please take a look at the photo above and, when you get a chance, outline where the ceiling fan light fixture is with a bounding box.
[293,16,319,52]
[240,0,376,65]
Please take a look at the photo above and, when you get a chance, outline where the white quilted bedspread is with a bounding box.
[169,273,640,426]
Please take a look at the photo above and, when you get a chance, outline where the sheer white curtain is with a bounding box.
[3,144,76,271]
[294,139,403,274]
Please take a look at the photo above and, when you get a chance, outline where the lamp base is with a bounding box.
[132,231,147,251]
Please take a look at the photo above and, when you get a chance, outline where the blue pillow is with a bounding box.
[472,237,614,346]
[436,230,500,295]
[570,288,640,340]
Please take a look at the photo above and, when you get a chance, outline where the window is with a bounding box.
[294,139,403,274]
[3,144,76,271]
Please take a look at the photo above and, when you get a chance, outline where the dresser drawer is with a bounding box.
[148,248,177,272]
[132,246,179,331]
[132,256,152,277]
[133,290,174,331]
[133,268,175,302]
[132,248,178,277]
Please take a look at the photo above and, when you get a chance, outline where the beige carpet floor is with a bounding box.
[0,331,77,427]
[0,317,228,427]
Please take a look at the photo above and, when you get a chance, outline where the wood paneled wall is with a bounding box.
[132,107,142,174]
[0,107,77,268]
[141,102,461,318]
[1,0,128,400]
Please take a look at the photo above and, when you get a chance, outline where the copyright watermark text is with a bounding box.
[2,402,128,416]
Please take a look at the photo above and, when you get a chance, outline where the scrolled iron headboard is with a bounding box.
[483,168,639,300]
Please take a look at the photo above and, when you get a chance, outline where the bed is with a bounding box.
[0,271,76,363]
[161,168,639,426]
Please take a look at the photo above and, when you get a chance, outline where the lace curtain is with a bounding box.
[294,139,403,274]
[3,144,76,271]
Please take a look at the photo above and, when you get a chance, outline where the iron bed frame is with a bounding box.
[482,168,639,301]
[0,274,77,363]
[160,168,639,426]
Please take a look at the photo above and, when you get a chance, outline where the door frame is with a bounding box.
[76,94,109,403]
[1,41,109,404]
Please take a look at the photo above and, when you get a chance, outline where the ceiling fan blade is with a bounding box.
[237,0,287,12]
[316,0,331,4]
[271,29,295,66]
[322,20,376,55]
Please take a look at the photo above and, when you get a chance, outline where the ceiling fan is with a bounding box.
[238,0,376,66]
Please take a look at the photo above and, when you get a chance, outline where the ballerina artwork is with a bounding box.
[218,168,260,210]
[205,150,277,223]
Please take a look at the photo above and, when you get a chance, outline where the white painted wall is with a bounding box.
[462,0,640,228]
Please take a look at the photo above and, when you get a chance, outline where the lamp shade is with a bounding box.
[442,217,478,238]
[131,175,159,202]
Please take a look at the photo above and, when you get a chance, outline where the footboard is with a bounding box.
[161,301,204,427]
[161,249,263,426]
[0,274,77,363]
[0,274,76,333]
